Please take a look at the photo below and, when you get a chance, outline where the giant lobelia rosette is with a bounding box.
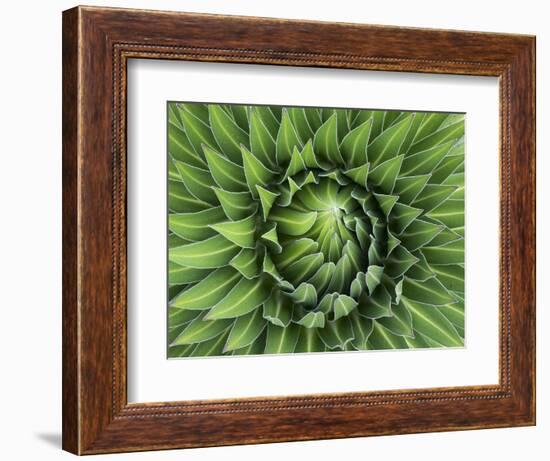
[167,103,465,357]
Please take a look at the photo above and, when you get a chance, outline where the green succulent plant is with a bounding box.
[167,102,465,358]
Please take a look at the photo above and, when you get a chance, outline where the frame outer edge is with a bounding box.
[62,6,536,454]
[62,6,81,455]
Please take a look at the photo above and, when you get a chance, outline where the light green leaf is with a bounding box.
[284,146,307,178]
[431,264,464,293]
[229,248,261,279]
[390,203,423,234]
[313,113,344,165]
[307,262,336,295]
[241,145,277,198]
[357,284,392,319]
[289,283,317,308]
[349,310,374,349]
[318,317,354,350]
[409,121,464,155]
[256,185,279,221]
[210,214,256,248]
[333,295,358,321]
[168,179,211,213]
[398,219,444,251]
[178,104,220,156]
[326,254,352,293]
[231,331,267,355]
[209,104,249,163]
[260,222,282,254]
[287,107,315,144]
[411,113,449,145]
[174,161,218,205]
[413,185,457,213]
[385,245,419,278]
[269,207,317,236]
[402,277,456,305]
[207,276,270,319]
[171,312,232,346]
[300,139,323,169]
[296,311,326,328]
[369,154,404,193]
[274,238,318,270]
[365,265,384,295]
[265,322,300,354]
[340,119,372,168]
[402,297,463,346]
[168,207,226,241]
[284,253,324,286]
[393,174,431,205]
[378,301,414,337]
[400,141,454,177]
[224,308,266,352]
[368,114,413,167]
[430,154,464,184]
[170,267,240,309]
[426,199,464,230]
[263,290,293,327]
[373,192,399,217]
[344,163,370,188]
[191,330,229,357]
[169,234,239,268]
[169,262,211,286]
[168,122,207,168]
[212,188,257,221]
[422,238,464,265]
[405,250,435,281]
[368,321,408,349]
[249,107,277,169]
[295,328,326,352]
[276,109,303,165]
[203,145,247,192]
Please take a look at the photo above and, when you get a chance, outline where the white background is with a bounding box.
[128,60,499,402]
[0,0,547,460]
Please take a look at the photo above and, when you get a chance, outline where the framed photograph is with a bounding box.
[62,5,535,455]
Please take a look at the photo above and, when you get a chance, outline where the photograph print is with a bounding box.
[167,102,465,358]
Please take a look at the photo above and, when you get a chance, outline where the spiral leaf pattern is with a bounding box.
[168,103,465,357]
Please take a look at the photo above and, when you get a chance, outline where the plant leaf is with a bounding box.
[203,145,247,192]
[212,188,257,221]
[241,145,277,198]
[313,113,344,165]
[276,109,303,165]
[209,104,249,163]
[169,234,240,268]
[369,154,404,193]
[229,248,261,279]
[340,119,372,168]
[171,312,232,346]
[170,267,240,309]
[402,297,463,346]
[357,284,392,319]
[269,207,317,236]
[368,114,413,167]
[265,322,300,354]
[210,214,257,248]
[207,276,270,319]
[224,308,267,351]
[168,207,226,241]
[402,277,456,305]
[318,317,354,350]
[174,161,218,205]
[263,290,293,327]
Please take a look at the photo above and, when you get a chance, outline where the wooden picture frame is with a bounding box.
[62,5,536,455]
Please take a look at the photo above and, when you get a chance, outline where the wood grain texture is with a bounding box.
[62,5,536,455]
